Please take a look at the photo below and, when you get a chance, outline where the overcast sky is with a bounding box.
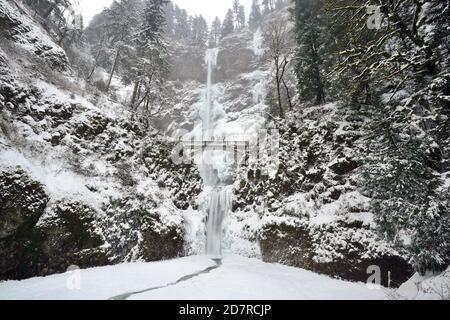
[79,0,253,25]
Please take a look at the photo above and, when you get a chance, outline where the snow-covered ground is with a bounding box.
[0,255,388,300]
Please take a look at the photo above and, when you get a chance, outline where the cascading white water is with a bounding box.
[205,187,232,255]
[200,48,233,257]
[185,30,268,258]
[203,48,217,138]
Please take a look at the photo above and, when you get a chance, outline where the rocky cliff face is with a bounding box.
[0,1,414,286]
[239,103,414,286]
[0,0,198,280]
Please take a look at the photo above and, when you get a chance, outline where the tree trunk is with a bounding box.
[276,78,284,117]
[136,91,148,109]
[145,95,150,111]
[279,57,292,110]
[282,77,293,110]
[315,83,325,105]
[87,49,103,81]
[130,80,140,109]
[274,57,284,117]
[106,47,121,92]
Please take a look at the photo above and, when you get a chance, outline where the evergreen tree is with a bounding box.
[249,0,262,30]
[237,5,246,31]
[191,15,208,47]
[130,0,170,127]
[324,0,450,274]
[174,6,191,40]
[209,17,222,47]
[104,0,142,92]
[136,0,168,49]
[363,99,450,274]
[262,0,274,15]
[232,0,241,30]
[221,9,235,38]
[292,0,327,104]
[164,1,175,37]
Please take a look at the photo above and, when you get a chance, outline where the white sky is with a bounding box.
[79,0,253,25]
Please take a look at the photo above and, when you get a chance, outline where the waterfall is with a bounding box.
[203,48,218,138]
[200,48,233,257]
[205,187,232,256]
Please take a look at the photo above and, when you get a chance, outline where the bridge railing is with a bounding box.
[170,129,280,175]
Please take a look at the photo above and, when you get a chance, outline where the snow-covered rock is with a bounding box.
[395,267,450,300]
[235,101,414,286]
[0,0,199,280]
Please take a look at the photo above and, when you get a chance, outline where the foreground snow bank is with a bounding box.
[0,256,216,300]
[395,267,450,300]
[0,255,388,300]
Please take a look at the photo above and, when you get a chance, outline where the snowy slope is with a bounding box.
[394,267,450,300]
[0,255,388,300]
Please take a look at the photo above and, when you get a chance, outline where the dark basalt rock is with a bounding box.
[140,217,184,262]
[74,113,110,140]
[102,196,186,264]
[0,169,48,239]
[305,168,325,184]
[0,169,48,280]
[259,223,414,288]
[15,200,109,280]
[329,158,360,175]
[0,171,109,280]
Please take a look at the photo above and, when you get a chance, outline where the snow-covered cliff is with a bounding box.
[0,0,418,288]
[0,0,200,280]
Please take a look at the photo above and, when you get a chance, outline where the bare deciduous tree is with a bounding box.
[263,18,295,117]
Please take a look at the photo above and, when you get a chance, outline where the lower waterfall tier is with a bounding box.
[206,186,233,256]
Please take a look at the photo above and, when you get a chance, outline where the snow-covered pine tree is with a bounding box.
[209,17,222,47]
[173,6,191,41]
[249,0,262,30]
[232,0,242,30]
[237,5,246,31]
[191,15,208,47]
[130,0,170,128]
[103,0,142,92]
[221,9,235,39]
[292,0,327,105]
[326,0,450,274]
[164,1,175,38]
